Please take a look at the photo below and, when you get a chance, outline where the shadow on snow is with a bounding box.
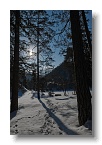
[39,99,79,135]
[10,111,17,120]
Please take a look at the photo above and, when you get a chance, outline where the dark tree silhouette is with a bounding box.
[20,10,55,99]
[11,10,20,112]
[82,10,92,55]
[10,10,55,102]
[81,10,92,88]
[70,10,92,125]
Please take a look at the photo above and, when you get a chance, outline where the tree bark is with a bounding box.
[37,11,40,100]
[70,10,92,125]
[11,10,20,112]
[82,10,92,56]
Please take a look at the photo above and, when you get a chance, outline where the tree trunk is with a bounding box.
[11,10,20,112]
[70,10,92,125]
[82,10,92,55]
[37,11,40,99]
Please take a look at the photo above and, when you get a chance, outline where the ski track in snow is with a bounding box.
[10,90,92,135]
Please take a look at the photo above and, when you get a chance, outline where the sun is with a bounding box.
[29,50,32,56]
[28,44,37,57]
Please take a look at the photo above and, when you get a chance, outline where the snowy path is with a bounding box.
[10,90,92,135]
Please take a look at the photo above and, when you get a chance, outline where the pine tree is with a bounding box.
[11,10,20,112]
[10,10,55,101]
[81,10,92,88]
[70,10,92,125]
[32,69,36,90]
[82,10,92,55]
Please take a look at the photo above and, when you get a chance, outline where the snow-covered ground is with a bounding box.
[10,90,92,135]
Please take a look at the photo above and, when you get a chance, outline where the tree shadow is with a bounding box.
[84,120,92,130]
[55,96,75,101]
[55,97,69,100]
[18,89,27,98]
[39,99,79,135]
[10,110,17,120]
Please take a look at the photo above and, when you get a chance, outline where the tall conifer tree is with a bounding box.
[70,10,92,125]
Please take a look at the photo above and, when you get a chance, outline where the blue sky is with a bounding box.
[20,10,92,70]
[48,10,92,68]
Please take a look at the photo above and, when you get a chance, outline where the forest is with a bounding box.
[10,10,92,135]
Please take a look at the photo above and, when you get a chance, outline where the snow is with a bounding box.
[10,90,92,135]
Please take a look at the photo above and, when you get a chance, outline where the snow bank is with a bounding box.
[10,90,92,135]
